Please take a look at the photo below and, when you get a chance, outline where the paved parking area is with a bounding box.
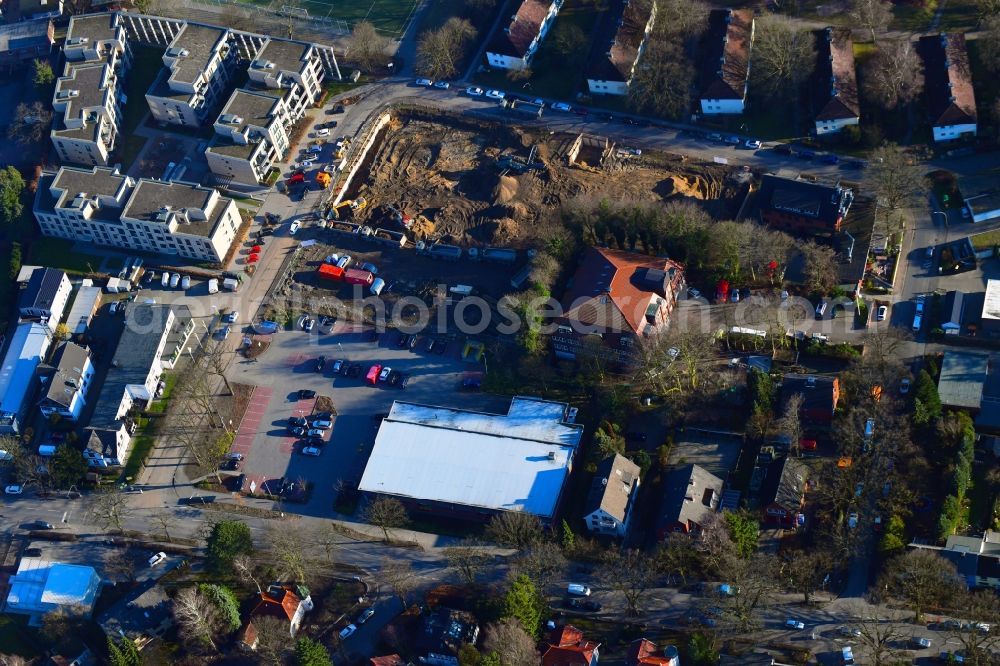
[667,429,743,479]
[225,323,504,518]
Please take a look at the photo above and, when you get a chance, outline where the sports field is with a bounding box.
[264,0,420,36]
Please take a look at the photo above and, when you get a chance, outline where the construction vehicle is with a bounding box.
[315,171,332,189]
[334,148,346,160]
[330,201,353,219]
[329,197,368,220]
[351,196,367,212]
[496,146,543,174]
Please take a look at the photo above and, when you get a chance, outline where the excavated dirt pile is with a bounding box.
[355,115,744,246]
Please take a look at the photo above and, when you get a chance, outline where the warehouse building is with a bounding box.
[358,397,583,524]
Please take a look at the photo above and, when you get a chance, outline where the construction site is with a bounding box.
[340,111,750,248]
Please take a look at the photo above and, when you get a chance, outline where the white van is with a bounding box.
[567,583,591,596]
[208,279,219,294]
[815,301,828,319]
[161,272,170,288]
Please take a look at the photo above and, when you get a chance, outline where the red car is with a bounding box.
[366,364,382,385]
[799,439,818,451]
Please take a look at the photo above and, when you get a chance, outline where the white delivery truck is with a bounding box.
[223,277,240,292]
[208,278,219,294]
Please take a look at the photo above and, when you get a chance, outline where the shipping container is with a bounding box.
[317,264,345,282]
[344,269,373,286]
[370,277,385,295]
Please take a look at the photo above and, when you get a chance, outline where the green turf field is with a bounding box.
[268,0,420,36]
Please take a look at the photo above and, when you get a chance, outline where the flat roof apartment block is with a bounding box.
[146,23,234,127]
[248,38,324,115]
[206,88,292,186]
[359,397,583,522]
[34,166,241,263]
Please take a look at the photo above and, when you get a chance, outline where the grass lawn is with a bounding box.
[123,416,158,481]
[0,615,41,658]
[119,134,147,171]
[890,2,934,32]
[474,0,600,101]
[27,238,104,275]
[970,228,1000,251]
[146,374,179,415]
[122,46,166,135]
[249,0,418,36]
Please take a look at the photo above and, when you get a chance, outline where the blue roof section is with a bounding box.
[0,322,51,418]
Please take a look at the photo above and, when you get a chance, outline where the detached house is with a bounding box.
[485,0,562,71]
[920,33,977,142]
[755,174,854,237]
[554,247,685,365]
[238,585,313,650]
[760,457,808,528]
[582,454,641,537]
[781,374,840,423]
[543,625,600,666]
[699,9,754,115]
[18,268,71,332]
[36,342,94,422]
[814,28,859,135]
[585,0,656,96]
[657,464,723,537]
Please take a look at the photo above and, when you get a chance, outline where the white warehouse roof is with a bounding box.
[984,279,1000,322]
[359,397,583,519]
[65,285,102,334]
[6,559,101,619]
[0,322,52,417]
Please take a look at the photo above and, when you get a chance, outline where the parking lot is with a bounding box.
[224,322,505,518]
[667,429,743,480]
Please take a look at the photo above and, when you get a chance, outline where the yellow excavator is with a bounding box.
[330,197,368,220]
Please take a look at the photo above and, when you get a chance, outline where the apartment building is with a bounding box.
[247,38,324,118]
[146,23,235,127]
[485,0,562,71]
[699,9,755,115]
[920,32,977,142]
[36,342,94,422]
[34,166,242,263]
[51,14,131,166]
[814,28,860,135]
[206,89,292,186]
[585,0,657,96]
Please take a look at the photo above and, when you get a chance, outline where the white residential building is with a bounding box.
[37,342,94,422]
[205,89,293,186]
[34,166,242,263]
[814,28,860,135]
[51,13,131,166]
[145,23,235,127]
[585,0,656,96]
[18,267,71,331]
[246,38,325,118]
[699,9,755,115]
[921,33,977,142]
[582,454,641,537]
[485,0,562,71]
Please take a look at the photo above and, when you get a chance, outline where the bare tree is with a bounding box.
[253,615,293,665]
[415,18,477,80]
[150,510,177,542]
[879,549,963,622]
[775,393,804,456]
[233,554,263,594]
[628,38,696,120]
[485,512,544,550]
[865,144,928,211]
[362,497,409,542]
[104,544,139,583]
[510,541,566,590]
[749,17,816,102]
[714,553,778,633]
[780,549,832,603]
[444,540,492,587]
[7,102,52,145]
[864,40,924,111]
[0,655,30,666]
[655,532,699,586]
[173,586,219,650]
[980,16,1000,73]
[947,589,1000,661]
[482,617,539,666]
[380,558,415,604]
[599,549,658,616]
[89,487,134,534]
[799,241,839,295]
[850,0,892,44]
[850,603,908,666]
[349,21,391,72]
[266,523,307,584]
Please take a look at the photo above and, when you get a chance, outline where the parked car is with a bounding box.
[297,389,316,399]
[415,78,433,86]
[315,356,326,372]
[306,428,325,438]
[465,86,484,96]
[744,139,762,150]
[551,102,572,112]
[288,416,307,427]
[361,262,378,274]
[485,89,505,100]
[900,378,911,394]
[169,273,180,288]
[785,619,805,630]
[397,333,411,348]
[877,305,888,321]
[433,81,451,89]
[5,485,22,495]
[358,608,375,624]
[225,452,244,461]
[339,624,357,640]
[332,359,345,374]
[289,220,301,235]
[31,520,54,530]
[848,512,859,528]
[378,367,392,382]
[148,552,167,567]
[302,446,321,456]
[224,311,239,324]
[706,132,723,142]
[310,420,333,430]
[316,128,330,137]
[304,318,314,332]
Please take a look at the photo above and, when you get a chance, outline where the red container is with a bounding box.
[343,269,373,286]
[317,264,345,282]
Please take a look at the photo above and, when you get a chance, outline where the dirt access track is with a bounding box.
[349,110,748,247]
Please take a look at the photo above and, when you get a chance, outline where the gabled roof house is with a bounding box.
[814,28,859,135]
[699,9,754,115]
[485,0,562,70]
[582,454,641,537]
[543,625,600,666]
[760,457,808,528]
[585,0,657,96]
[657,464,723,537]
[920,33,977,142]
[781,374,840,423]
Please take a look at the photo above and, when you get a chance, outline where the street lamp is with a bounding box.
[932,210,948,227]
